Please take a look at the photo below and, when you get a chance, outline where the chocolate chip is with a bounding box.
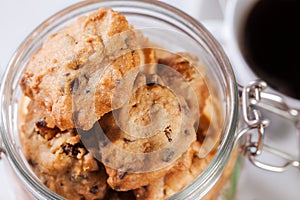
[123,138,135,143]
[105,157,110,163]
[71,144,83,156]
[115,79,121,85]
[61,143,72,155]
[146,82,155,87]
[184,129,190,135]
[89,185,100,194]
[83,74,89,81]
[165,132,172,142]
[118,171,128,180]
[35,119,60,140]
[118,168,132,180]
[28,158,37,167]
[70,78,79,94]
[61,143,84,157]
[164,125,172,142]
[178,103,182,112]
[35,119,47,128]
[125,38,129,46]
[162,148,175,162]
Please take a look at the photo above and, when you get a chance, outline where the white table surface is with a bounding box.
[0,0,299,199]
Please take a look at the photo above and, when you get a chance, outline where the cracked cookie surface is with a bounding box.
[20,8,154,131]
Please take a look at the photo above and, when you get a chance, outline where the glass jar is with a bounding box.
[0,0,298,200]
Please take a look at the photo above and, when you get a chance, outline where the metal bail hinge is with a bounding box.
[238,79,300,172]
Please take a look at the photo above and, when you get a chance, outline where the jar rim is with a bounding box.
[0,0,239,199]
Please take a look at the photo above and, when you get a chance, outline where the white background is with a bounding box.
[0,0,299,199]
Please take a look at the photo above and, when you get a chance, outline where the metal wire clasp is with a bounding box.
[237,80,300,172]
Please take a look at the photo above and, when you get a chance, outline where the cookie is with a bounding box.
[18,96,108,200]
[80,78,197,191]
[20,8,155,131]
[158,51,209,121]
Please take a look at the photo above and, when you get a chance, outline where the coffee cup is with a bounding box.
[221,0,300,109]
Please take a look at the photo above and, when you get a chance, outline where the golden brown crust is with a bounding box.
[18,96,109,200]
[20,8,151,131]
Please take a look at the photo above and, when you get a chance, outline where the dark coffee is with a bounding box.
[240,0,300,100]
